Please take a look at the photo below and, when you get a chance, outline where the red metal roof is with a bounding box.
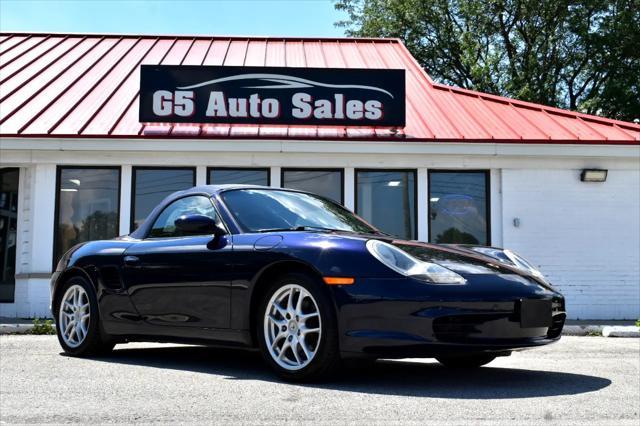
[1,32,638,144]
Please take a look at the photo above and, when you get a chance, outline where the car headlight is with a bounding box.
[366,240,466,284]
[467,246,546,280]
[503,249,546,281]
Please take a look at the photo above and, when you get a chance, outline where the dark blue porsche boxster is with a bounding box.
[51,185,565,381]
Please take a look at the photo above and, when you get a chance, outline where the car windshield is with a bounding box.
[220,189,380,234]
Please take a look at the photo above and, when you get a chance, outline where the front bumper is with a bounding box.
[331,275,566,358]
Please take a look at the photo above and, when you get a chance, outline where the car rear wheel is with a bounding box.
[56,277,114,356]
[436,354,497,368]
[257,272,340,382]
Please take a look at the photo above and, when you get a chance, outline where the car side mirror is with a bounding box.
[174,214,226,236]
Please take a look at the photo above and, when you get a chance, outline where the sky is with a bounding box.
[0,0,348,37]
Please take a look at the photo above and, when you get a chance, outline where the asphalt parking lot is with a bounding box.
[0,336,638,425]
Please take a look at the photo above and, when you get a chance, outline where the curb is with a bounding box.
[0,323,56,335]
[561,325,640,337]
[562,325,604,336]
[602,326,640,338]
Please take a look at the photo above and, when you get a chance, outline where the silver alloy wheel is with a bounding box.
[264,284,322,371]
[59,284,90,348]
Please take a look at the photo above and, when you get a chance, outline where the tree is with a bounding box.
[436,227,480,244]
[335,0,640,121]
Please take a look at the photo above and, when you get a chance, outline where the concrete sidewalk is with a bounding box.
[1,317,637,336]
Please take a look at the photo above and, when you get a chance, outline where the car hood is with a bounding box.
[335,232,545,282]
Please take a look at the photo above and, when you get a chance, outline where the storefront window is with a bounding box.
[429,171,489,245]
[208,168,269,186]
[132,167,195,231]
[54,167,120,264]
[0,168,19,303]
[356,170,416,239]
[282,169,343,203]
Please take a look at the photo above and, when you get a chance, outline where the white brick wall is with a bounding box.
[502,169,640,320]
[24,278,51,317]
[29,164,56,273]
[16,166,32,275]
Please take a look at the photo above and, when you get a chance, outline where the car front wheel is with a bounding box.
[56,277,114,356]
[257,273,340,382]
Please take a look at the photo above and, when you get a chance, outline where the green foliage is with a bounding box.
[436,227,480,244]
[335,0,640,121]
[635,319,640,328]
[30,318,56,335]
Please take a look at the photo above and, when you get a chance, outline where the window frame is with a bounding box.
[427,169,491,245]
[354,168,418,240]
[144,194,224,240]
[53,165,121,270]
[207,167,271,186]
[130,166,196,233]
[0,167,20,303]
[280,168,345,205]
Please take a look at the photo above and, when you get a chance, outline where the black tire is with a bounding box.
[55,276,115,357]
[436,354,496,368]
[256,272,341,382]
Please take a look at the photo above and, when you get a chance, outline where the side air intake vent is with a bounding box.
[100,266,123,289]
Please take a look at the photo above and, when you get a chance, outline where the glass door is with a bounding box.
[0,168,19,303]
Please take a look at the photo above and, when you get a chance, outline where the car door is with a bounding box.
[122,195,232,329]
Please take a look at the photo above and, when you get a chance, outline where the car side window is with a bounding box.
[148,196,219,238]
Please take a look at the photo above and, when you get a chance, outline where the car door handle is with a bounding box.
[124,255,140,266]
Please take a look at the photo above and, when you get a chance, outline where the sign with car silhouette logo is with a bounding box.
[139,65,405,127]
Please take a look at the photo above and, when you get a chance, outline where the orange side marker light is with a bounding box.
[323,277,355,285]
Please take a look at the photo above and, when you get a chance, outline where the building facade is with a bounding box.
[1,32,639,320]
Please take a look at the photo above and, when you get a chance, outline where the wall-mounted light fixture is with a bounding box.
[580,169,608,182]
